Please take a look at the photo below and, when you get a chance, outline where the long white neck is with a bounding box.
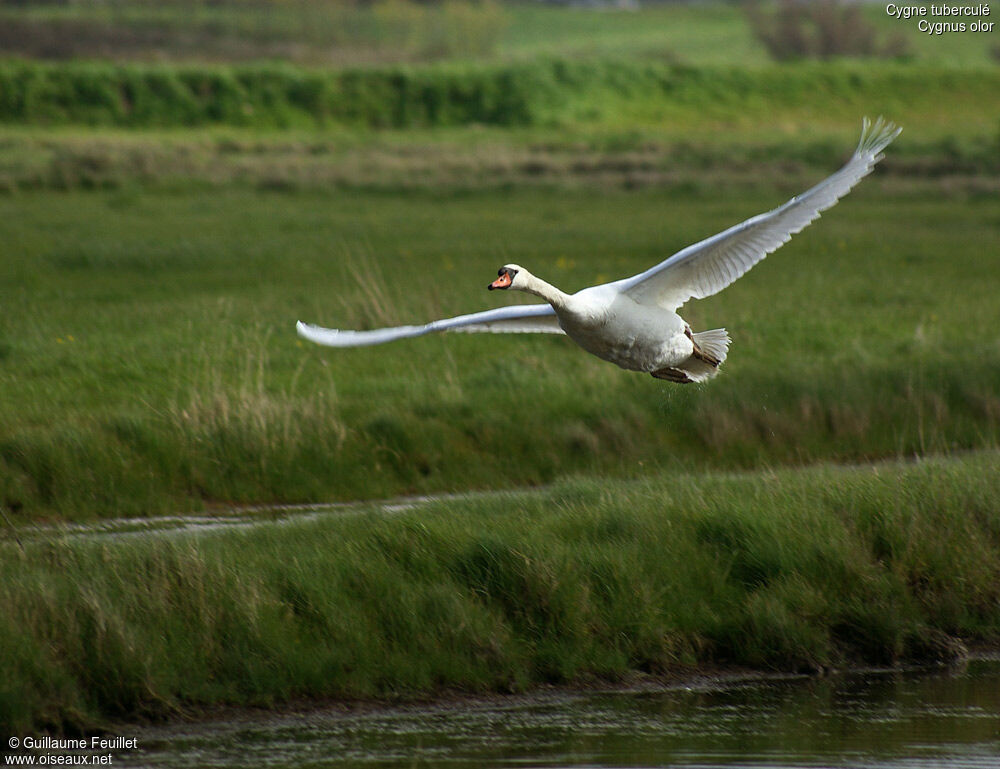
[517,270,569,309]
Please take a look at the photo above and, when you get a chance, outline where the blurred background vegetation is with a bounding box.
[0,0,998,520]
[2,0,999,736]
[0,0,510,64]
[0,0,994,66]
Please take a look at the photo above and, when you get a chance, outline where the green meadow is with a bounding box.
[4,453,1000,734]
[1,0,999,737]
[2,180,998,521]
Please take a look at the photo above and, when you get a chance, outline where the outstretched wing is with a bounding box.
[297,303,562,348]
[616,117,901,311]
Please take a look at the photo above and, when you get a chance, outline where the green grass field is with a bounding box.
[1,0,999,738]
[3,452,999,734]
[2,177,998,522]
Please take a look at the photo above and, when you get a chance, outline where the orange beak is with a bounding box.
[489,272,512,291]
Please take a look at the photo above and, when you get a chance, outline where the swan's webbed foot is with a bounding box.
[651,366,694,383]
[684,326,721,368]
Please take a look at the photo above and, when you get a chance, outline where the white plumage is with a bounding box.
[297,118,900,383]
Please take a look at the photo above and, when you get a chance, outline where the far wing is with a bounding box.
[618,117,901,311]
[297,303,562,348]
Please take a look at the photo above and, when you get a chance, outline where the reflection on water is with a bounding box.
[126,658,1000,768]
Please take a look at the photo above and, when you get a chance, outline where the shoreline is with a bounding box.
[123,647,1000,736]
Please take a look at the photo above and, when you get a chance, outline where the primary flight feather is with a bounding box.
[298,117,900,383]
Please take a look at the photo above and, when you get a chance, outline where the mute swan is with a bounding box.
[298,118,900,383]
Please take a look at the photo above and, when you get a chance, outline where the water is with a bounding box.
[123,658,1000,768]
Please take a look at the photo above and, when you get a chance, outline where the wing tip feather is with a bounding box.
[857,115,902,161]
[296,320,334,339]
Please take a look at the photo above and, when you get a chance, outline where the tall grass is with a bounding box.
[2,352,998,522]
[2,452,998,734]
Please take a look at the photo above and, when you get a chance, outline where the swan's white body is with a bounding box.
[298,118,900,383]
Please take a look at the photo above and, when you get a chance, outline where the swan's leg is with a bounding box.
[651,366,694,383]
[685,326,720,368]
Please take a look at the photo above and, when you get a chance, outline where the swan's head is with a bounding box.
[488,264,525,291]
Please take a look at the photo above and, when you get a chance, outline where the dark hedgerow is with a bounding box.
[4,59,994,130]
[0,60,549,129]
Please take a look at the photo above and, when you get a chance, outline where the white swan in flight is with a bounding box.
[298,118,900,383]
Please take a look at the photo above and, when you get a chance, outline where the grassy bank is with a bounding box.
[1,185,998,522]
[1,59,998,131]
[2,124,998,195]
[2,452,999,734]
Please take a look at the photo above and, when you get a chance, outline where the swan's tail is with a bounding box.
[680,328,731,383]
